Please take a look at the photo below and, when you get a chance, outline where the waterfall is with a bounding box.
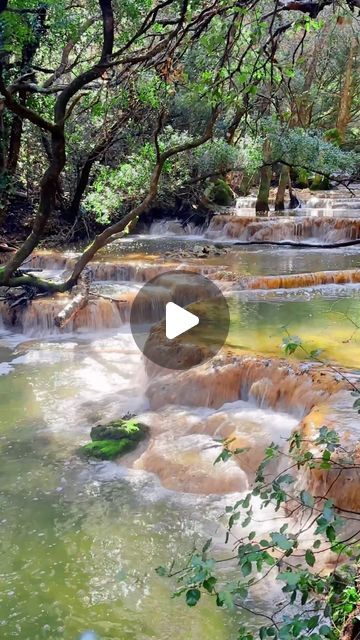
[148,219,206,237]
[238,269,360,290]
[143,352,359,506]
[206,216,360,243]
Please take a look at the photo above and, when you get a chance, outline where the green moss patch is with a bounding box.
[79,417,149,461]
[310,174,331,190]
[205,179,235,206]
[91,418,148,443]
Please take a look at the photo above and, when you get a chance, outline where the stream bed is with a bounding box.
[0,232,359,639]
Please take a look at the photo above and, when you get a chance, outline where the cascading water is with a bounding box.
[205,215,360,243]
[148,219,206,238]
[0,205,359,639]
[137,186,360,243]
[145,215,360,244]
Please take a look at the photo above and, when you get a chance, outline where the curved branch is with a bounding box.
[0,76,55,132]
[54,0,114,124]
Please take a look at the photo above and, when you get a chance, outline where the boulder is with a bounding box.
[205,179,235,206]
[91,418,148,442]
[79,417,149,460]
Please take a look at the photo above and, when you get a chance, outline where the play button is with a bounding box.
[165,302,199,340]
[130,270,230,371]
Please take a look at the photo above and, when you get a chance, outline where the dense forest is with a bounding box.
[1,2,360,640]
[1,0,360,290]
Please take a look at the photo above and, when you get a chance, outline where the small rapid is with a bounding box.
[0,196,359,639]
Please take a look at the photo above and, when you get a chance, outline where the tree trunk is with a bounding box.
[65,117,128,223]
[0,106,8,226]
[337,37,357,143]
[226,105,246,145]
[275,164,290,211]
[0,0,115,285]
[7,114,23,175]
[1,128,66,283]
[293,24,330,128]
[65,159,94,223]
[7,93,26,175]
[289,177,300,209]
[256,139,272,215]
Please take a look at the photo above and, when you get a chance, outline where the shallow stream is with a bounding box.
[0,225,359,639]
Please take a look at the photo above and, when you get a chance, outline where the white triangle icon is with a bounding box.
[165,302,199,340]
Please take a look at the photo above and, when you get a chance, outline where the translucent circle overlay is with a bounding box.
[130,270,230,371]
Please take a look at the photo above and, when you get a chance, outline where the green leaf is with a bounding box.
[300,490,315,508]
[214,448,232,465]
[270,532,293,551]
[305,549,315,567]
[277,474,295,485]
[241,560,252,577]
[242,493,251,508]
[277,571,301,587]
[307,615,319,630]
[309,348,322,358]
[203,576,216,593]
[216,590,234,609]
[185,588,201,607]
[326,525,336,542]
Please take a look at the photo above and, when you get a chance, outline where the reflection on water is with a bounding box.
[228,294,360,368]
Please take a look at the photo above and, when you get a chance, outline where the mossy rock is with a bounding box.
[79,417,149,461]
[81,438,136,460]
[91,418,148,443]
[310,174,331,190]
[205,179,235,206]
